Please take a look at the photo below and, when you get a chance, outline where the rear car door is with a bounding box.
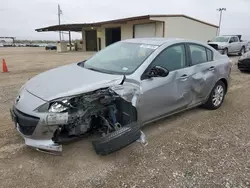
[187,44,217,105]
[233,36,241,52]
[228,37,235,53]
[138,44,193,123]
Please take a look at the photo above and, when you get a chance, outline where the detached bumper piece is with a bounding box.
[238,59,250,71]
[12,107,40,136]
[92,122,141,155]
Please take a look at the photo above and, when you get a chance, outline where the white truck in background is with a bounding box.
[208,35,248,55]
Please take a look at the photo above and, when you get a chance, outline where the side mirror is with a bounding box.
[229,40,233,43]
[147,66,169,78]
[207,40,211,43]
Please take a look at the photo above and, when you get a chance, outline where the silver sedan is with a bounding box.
[10,38,231,155]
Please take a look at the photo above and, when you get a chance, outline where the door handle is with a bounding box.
[208,66,215,71]
[180,74,188,81]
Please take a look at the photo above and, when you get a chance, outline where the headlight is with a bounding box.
[218,45,224,50]
[36,99,71,113]
[49,99,70,113]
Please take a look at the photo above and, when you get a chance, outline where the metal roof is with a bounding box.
[35,14,219,32]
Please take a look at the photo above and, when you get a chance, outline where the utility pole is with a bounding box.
[58,4,62,41]
[217,8,226,36]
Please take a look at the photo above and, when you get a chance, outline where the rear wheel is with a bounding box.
[202,81,226,110]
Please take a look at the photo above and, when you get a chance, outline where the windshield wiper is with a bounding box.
[86,67,104,73]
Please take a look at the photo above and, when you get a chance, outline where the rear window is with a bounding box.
[206,48,213,61]
[189,44,207,65]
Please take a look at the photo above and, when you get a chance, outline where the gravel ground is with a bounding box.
[0,48,249,188]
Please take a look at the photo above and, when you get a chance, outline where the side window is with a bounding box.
[229,37,234,43]
[151,44,186,71]
[206,48,213,61]
[234,37,239,42]
[189,44,207,65]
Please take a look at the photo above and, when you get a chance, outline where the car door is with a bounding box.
[233,36,241,52]
[137,44,193,123]
[228,37,235,53]
[187,44,217,105]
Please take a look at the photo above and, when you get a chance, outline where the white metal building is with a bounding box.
[36,14,218,52]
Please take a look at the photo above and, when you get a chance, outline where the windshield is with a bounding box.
[211,36,229,42]
[83,42,158,75]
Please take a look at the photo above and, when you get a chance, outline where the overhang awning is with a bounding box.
[35,14,219,32]
[35,24,92,32]
[35,15,152,32]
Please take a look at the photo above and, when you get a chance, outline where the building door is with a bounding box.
[85,30,97,51]
[133,23,156,38]
[105,27,121,46]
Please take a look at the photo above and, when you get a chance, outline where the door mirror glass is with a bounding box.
[147,66,169,78]
[229,40,234,43]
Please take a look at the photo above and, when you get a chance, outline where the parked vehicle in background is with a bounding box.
[45,44,57,50]
[15,43,25,47]
[246,41,250,51]
[10,38,231,155]
[25,43,40,47]
[238,50,250,72]
[208,35,247,55]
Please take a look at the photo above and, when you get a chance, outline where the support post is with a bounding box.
[69,31,71,51]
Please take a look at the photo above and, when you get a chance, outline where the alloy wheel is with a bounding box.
[212,85,224,107]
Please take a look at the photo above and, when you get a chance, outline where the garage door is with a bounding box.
[134,23,156,38]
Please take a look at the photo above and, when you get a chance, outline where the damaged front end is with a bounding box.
[12,80,142,155]
[48,86,138,141]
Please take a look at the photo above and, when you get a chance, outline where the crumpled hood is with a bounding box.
[25,63,123,101]
[208,42,228,47]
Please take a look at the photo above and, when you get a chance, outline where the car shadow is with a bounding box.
[228,54,240,57]
[140,107,204,134]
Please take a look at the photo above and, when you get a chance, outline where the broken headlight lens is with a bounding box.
[218,45,225,50]
[49,99,70,113]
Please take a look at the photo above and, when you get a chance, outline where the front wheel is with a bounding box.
[202,81,226,110]
[223,48,228,55]
[239,47,245,56]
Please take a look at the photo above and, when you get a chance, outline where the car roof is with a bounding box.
[121,37,213,46]
[121,37,218,53]
[221,35,236,37]
[122,38,182,45]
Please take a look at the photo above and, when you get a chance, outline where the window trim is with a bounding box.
[187,43,214,66]
[206,48,213,62]
[141,43,189,80]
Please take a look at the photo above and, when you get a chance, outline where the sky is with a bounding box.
[0,0,250,41]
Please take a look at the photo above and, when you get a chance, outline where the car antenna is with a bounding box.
[120,75,126,85]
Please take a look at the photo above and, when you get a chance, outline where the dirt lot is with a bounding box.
[0,47,250,188]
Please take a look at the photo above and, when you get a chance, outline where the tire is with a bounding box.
[223,48,228,55]
[92,122,141,155]
[202,81,226,110]
[239,46,245,56]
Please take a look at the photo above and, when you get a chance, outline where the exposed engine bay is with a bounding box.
[51,87,137,144]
